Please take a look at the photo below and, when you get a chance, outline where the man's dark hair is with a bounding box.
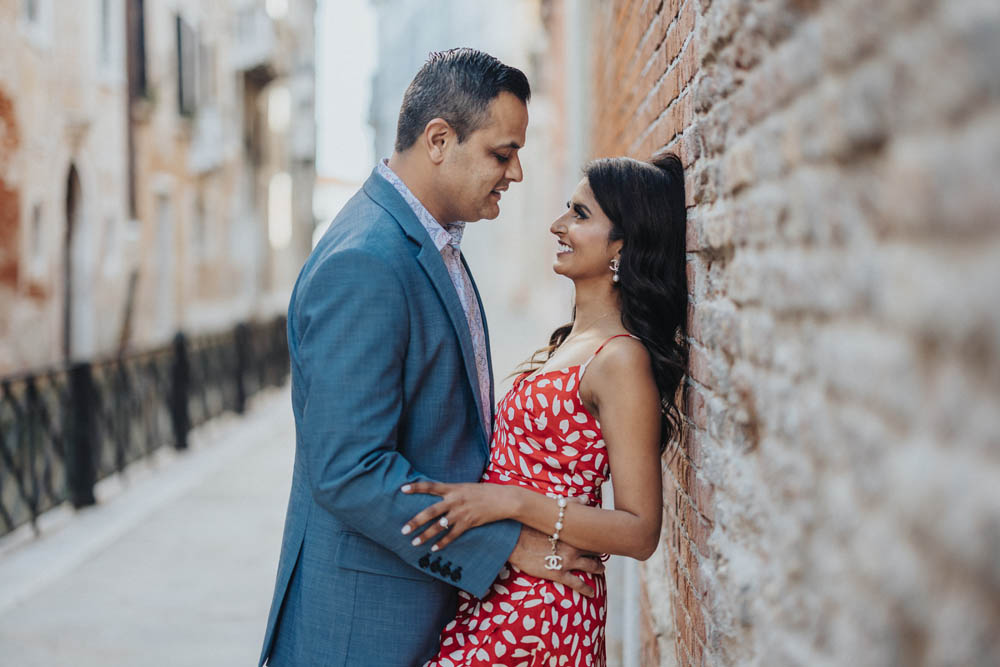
[394,48,531,153]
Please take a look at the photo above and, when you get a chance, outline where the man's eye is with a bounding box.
[495,153,510,163]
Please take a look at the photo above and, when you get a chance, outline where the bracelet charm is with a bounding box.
[544,496,568,571]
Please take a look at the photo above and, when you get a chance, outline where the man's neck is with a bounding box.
[386,153,450,226]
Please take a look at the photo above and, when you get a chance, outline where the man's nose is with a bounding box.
[506,153,523,183]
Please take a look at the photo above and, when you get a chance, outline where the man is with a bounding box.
[259,49,603,666]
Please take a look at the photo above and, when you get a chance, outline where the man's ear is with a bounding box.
[422,118,452,165]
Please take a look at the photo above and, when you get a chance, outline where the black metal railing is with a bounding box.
[0,316,288,537]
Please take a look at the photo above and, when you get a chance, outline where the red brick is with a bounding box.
[674,592,689,641]
[687,343,717,390]
[685,383,708,431]
[667,443,689,488]
[692,473,716,522]
[687,300,703,342]
[688,597,707,642]
[689,633,704,666]
[685,427,709,469]
[688,511,714,559]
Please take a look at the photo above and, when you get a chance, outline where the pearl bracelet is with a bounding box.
[544,496,568,571]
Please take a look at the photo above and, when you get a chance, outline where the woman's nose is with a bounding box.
[549,215,565,234]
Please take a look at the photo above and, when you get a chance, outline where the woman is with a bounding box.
[402,152,688,666]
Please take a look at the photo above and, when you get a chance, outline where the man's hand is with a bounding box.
[508,525,605,597]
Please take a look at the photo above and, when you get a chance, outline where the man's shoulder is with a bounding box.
[314,191,409,256]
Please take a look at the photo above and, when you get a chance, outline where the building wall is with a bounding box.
[129,0,316,345]
[0,0,131,370]
[590,1,1000,665]
[0,0,315,375]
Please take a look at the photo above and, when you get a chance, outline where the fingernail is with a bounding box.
[401,484,412,492]
[411,537,421,546]
[401,525,412,535]
[431,545,439,552]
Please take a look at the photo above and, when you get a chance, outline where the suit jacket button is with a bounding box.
[430,557,442,573]
[440,563,451,578]
[419,554,431,569]
[451,566,462,582]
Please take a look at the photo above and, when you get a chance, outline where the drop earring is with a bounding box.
[610,258,620,283]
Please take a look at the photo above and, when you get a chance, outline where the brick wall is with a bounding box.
[590,1,1000,665]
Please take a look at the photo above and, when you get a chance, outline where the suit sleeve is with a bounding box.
[292,247,520,598]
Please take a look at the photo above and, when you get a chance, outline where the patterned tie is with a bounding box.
[441,242,492,435]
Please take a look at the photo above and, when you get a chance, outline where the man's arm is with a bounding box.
[293,247,519,598]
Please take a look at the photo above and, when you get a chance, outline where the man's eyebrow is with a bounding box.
[493,141,522,151]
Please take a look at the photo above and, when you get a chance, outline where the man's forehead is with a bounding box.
[479,93,528,143]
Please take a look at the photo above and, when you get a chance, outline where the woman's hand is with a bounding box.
[400,481,518,551]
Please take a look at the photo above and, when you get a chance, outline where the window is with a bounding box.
[268,172,292,249]
[127,0,148,99]
[21,0,51,47]
[176,15,197,115]
[268,85,290,133]
[101,215,121,275]
[27,203,44,276]
[192,191,207,260]
[99,0,111,66]
[266,0,287,20]
[30,204,43,258]
[197,42,217,105]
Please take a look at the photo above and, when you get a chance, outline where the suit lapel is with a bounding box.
[363,171,491,449]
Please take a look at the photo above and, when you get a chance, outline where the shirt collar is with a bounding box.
[377,159,465,252]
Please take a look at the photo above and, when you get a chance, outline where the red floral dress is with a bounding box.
[424,335,637,667]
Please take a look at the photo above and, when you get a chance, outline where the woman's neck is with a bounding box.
[570,277,622,337]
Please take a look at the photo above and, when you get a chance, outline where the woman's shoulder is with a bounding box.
[583,333,652,386]
[596,333,650,369]
[578,333,655,413]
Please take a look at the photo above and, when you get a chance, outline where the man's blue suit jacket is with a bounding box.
[259,169,522,666]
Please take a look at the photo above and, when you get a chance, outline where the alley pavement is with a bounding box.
[0,386,295,666]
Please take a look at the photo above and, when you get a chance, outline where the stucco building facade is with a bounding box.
[0,0,316,375]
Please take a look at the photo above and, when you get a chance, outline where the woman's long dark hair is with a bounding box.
[522,152,688,455]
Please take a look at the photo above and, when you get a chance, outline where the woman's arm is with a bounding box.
[401,338,664,561]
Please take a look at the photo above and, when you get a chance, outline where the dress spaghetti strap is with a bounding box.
[579,333,641,375]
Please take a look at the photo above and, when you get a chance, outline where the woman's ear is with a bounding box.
[609,239,624,259]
